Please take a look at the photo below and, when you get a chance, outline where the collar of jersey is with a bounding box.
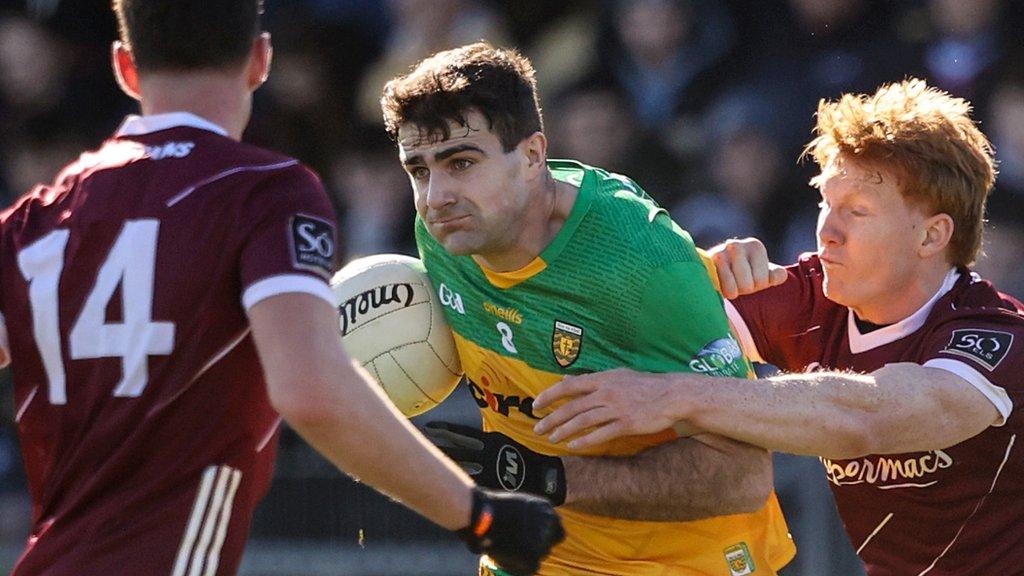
[116,112,229,138]
[477,159,595,289]
[847,267,960,353]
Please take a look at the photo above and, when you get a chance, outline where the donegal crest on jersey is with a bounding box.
[417,159,793,575]
[551,321,583,367]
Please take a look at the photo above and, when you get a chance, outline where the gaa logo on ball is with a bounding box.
[331,254,462,417]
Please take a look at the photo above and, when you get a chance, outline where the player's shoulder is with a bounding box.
[551,159,661,218]
[186,131,318,187]
[551,159,699,265]
[929,271,1024,332]
[187,135,325,205]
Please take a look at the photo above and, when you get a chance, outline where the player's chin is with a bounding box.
[438,233,480,256]
[821,275,846,304]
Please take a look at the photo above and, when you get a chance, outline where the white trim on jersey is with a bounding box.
[116,113,229,138]
[241,274,335,311]
[191,329,252,386]
[856,512,893,555]
[0,311,9,368]
[922,358,1013,426]
[165,160,300,207]
[916,434,1016,576]
[256,417,282,454]
[723,299,764,363]
[172,465,243,576]
[848,269,960,354]
[14,386,37,422]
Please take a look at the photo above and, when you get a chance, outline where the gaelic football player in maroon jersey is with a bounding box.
[535,78,1024,575]
[1,1,562,575]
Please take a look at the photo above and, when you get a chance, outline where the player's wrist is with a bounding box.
[495,440,567,506]
[664,373,700,424]
[456,487,493,548]
[456,487,565,574]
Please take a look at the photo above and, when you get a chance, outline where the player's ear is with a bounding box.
[247,32,273,90]
[520,131,547,180]
[112,41,141,101]
[919,212,954,259]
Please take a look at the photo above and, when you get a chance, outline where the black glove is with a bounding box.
[424,421,567,505]
[457,487,565,575]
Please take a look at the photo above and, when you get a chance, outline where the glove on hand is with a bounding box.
[425,421,567,505]
[457,487,565,575]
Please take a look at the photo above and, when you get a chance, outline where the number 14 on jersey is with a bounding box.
[17,219,175,404]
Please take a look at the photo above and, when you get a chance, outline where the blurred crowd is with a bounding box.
[0,0,1023,572]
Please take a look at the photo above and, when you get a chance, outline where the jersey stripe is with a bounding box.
[165,160,300,207]
[202,468,242,576]
[14,386,38,422]
[172,467,218,576]
[856,512,893,554]
[916,434,1016,575]
[171,466,242,576]
[189,467,232,576]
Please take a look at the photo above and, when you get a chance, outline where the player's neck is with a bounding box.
[851,262,953,325]
[472,175,577,272]
[137,72,252,140]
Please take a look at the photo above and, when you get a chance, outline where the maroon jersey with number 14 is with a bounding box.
[1,113,338,576]
[726,254,1024,576]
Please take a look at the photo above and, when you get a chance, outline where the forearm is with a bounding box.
[561,434,772,521]
[680,364,994,458]
[284,358,474,530]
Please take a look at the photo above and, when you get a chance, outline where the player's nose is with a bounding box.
[425,171,457,209]
[816,206,843,246]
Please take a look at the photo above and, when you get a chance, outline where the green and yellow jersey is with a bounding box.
[417,160,794,576]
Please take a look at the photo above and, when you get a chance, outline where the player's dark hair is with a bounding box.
[112,0,263,72]
[380,42,544,152]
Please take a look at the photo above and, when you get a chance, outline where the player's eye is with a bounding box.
[450,158,473,171]
[409,167,429,180]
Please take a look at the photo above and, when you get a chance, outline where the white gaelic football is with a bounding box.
[330,254,462,417]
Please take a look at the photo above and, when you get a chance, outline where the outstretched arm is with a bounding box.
[561,433,772,521]
[535,363,1000,459]
[249,293,475,529]
[427,420,772,521]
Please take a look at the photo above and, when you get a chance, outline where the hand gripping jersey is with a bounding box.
[2,113,338,576]
[417,160,794,576]
[727,254,1024,576]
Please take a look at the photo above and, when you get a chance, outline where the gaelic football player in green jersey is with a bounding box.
[381,43,795,575]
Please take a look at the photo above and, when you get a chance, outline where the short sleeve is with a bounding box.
[631,261,752,377]
[238,166,338,311]
[726,254,829,370]
[919,318,1024,426]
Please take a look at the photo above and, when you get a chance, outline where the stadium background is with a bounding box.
[0,0,1022,573]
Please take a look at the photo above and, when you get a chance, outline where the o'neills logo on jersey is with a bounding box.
[552,321,583,368]
[689,336,745,377]
[338,283,414,336]
[483,301,522,324]
[821,450,953,488]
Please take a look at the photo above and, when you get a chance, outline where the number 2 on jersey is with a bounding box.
[17,219,176,405]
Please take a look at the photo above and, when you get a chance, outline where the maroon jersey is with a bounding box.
[726,254,1024,576]
[1,113,338,576]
